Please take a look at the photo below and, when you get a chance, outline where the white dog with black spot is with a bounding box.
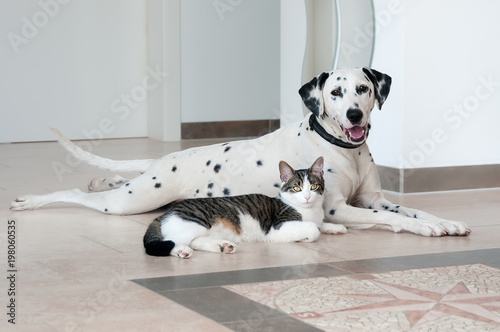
[11,67,471,237]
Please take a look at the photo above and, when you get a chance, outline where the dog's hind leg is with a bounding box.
[11,173,181,215]
[88,175,130,192]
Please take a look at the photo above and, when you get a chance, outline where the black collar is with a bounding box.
[308,115,365,149]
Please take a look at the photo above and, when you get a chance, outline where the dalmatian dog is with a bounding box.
[10,67,470,237]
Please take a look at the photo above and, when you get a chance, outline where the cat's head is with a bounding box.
[278,156,325,208]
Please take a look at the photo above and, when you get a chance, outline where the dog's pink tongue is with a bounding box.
[348,126,364,139]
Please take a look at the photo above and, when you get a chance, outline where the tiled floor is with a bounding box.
[1,137,499,331]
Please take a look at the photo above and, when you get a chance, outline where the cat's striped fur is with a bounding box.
[143,157,325,258]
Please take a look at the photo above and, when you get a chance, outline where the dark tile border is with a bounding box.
[181,119,280,140]
[132,248,500,331]
[133,263,346,293]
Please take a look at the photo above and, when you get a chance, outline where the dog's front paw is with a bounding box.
[320,223,347,235]
[438,220,471,236]
[410,222,448,237]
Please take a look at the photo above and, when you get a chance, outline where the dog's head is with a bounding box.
[299,67,391,144]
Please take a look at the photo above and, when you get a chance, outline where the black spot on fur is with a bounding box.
[128,191,132,194]
[224,146,231,153]
[329,209,336,215]
[327,169,333,173]
[396,205,400,208]
[152,177,156,180]
[414,214,418,218]
[196,189,200,194]
[104,208,108,212]
[214,164,221,173]
[256,160,263,167]
[368,205,373,209]
[299,122,303,127]
[172,166,177,172]
[223,188,231,196]
[208,183,214,189]
[207,192,213,197]
[274,183,280,188]
[373,210,378,213]
[383,205,389,210]
[108,183,114,187]
[337,76,341,81]
[359,152,361,155]
[154,183,161,189]
[125,183,130,186]
[206,160,211,166]
[298,133,301,136]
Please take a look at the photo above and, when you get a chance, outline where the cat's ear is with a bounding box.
[279,161,295,182]
[310,156,324,177]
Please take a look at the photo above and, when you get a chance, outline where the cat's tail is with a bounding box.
[48,125,155,173]
[143,217,175,256]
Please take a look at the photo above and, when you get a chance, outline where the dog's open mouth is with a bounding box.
[339,123,367,143]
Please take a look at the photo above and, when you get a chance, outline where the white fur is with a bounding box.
[10,68,470,237]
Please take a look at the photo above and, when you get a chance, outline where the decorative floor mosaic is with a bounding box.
[223,264,500,331]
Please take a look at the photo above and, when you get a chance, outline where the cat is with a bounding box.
[143,156,326,258]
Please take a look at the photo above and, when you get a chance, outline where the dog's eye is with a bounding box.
[357,85,368,94]
[331,89,341,97]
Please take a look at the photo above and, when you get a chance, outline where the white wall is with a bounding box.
[370,0,500,169]
[280,0,308,126]
[180,0,280,123]
[0,0,148,142]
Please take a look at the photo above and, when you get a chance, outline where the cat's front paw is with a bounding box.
[171,245,193,259]
[219,242,236,254]
[298,223,321,242]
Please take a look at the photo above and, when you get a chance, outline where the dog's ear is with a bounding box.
[298,72,330,117]
[362,68,392,110]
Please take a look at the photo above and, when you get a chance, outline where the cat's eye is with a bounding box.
[311,184,319,191]
[292,186,302,192]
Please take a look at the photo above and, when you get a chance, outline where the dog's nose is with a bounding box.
[346,109,363,125]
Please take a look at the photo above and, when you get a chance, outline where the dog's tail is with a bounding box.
[143,217,175,256]
[48,125,155,173]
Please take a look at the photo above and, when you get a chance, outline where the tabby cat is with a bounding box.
[143,157,325,258]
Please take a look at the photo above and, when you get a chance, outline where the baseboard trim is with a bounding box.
[377,164,500,193]
[181,119,280,140]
